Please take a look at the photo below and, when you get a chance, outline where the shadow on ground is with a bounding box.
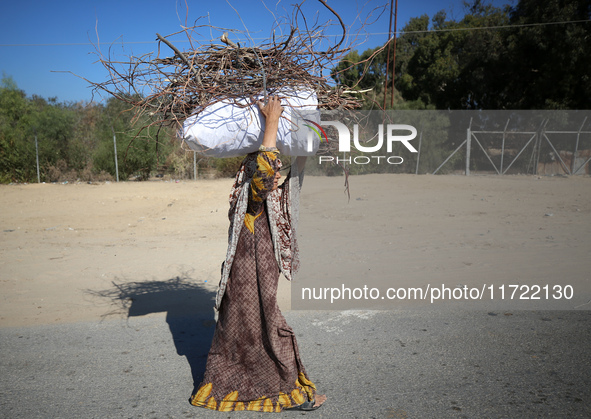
[88,276,216,387]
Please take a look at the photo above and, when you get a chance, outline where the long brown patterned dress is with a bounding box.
[190,150,316,412]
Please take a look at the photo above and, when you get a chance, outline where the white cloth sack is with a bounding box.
[181,89,320,157]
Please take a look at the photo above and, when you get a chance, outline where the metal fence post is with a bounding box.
[415,129,422,175]
[500,119,510,175]
[35,133,40,183]
[194,151,197,180]
[465,118,472,176]
[111,126,119,182]
[573,117,587,174]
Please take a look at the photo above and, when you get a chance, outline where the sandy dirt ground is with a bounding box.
[1,174,590,327]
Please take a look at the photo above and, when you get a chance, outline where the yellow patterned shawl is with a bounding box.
[214,151,304,310]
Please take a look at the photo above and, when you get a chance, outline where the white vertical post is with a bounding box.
[111,126,119,182]
[533,119,548,176]
[415,129,422,175]
[465,118,472,176]
[35,134,40,183]
[500,119,510,175]
[193,151,197,180]
[573,117,587,174]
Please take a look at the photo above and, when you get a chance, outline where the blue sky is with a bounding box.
[0,0,513,103]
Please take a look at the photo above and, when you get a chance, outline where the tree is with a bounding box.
[503,0,591,109]
[332,0,590,110]
[94,96,174,180]
[29,98,75,171]
[0,76,35,182]
[331,47,387,94]
[396,4,511,109]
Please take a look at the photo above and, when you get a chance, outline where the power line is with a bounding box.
[0,18,589,47]
[391,18,591,36]
[0,41,159,47]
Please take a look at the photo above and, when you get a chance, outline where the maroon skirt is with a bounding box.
[190,207,316,412]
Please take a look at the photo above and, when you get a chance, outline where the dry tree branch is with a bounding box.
[84,0,379,184]
[88,0,365,123]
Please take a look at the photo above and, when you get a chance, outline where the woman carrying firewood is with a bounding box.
[190,96,326,412]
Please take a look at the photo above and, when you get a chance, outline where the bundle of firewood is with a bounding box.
[89,0,364,131]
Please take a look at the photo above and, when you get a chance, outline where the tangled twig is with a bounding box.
[87,1,368,133]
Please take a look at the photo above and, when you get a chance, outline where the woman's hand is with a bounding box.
[257,96,284,123]
[257,96,284,149]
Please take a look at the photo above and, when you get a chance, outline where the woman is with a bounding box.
[190,96,326,412]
